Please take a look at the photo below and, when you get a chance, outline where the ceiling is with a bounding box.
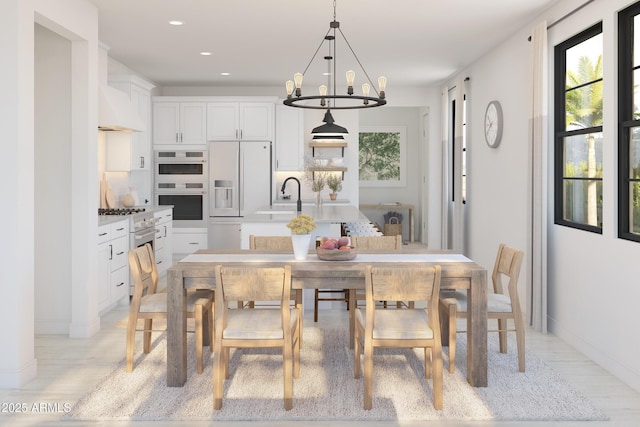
[88,0,560,91]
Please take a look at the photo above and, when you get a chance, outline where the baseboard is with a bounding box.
[548,316,640,393]
[0,357,37,389]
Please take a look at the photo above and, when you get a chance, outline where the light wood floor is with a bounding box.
[1,304,639,426]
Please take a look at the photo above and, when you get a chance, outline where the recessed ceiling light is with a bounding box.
[220,72,230,76]
[200,52,212,56]
[168,20,183,26]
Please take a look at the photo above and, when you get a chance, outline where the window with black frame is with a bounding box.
[618,1,640,242]
[554,23,603,233]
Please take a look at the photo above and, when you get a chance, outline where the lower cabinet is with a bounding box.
[154,208,173,274]
[97,220,130,313]
[208,220,241,250]
[173,228,208,255]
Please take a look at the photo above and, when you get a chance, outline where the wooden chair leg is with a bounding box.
[313,289,319,322]
[209,304,214,354]
[432,346,443,410]
[142,319,153,353]
[293,329,301,379]
[354,326,362,379]
[498,318,508,354]
[213,337,224,409]
[195,304,204,374]
[363,338,374,410]
[283,337,293,410]
[514,316,526,372]
[448,304,457,373]
[125,314,137,373]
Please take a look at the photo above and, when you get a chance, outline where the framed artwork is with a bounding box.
[358,126,407,187]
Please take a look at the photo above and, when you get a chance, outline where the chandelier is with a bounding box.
[283,0,387,112]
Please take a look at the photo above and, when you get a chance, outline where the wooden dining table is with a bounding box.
[166,247,488,388]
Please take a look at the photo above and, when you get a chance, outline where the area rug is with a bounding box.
[64,326,607,421]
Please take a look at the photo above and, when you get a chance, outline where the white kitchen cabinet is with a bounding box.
[207,102,274,141]
[173,228,208,255]
[154,208,173,275]
[106,76,155,171]
[275,105,304,171]
[153,101,207,147]
[97,220,130,313]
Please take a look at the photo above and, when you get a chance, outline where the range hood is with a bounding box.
[98,85,145,132]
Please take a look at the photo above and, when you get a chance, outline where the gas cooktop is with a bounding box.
[98,208,146,216]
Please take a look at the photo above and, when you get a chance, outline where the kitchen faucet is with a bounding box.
[281,177,302,212]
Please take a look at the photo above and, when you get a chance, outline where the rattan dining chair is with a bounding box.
[248,235,303,344]
[439,243,525,373]
[350,235,404,308]
[213,265,300,410]
[354,264,443,410]
[126,243,213,374]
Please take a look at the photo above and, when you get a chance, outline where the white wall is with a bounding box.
[359,107,423,241]
[441,0,640,392]
[34,24,72,334]
[0,0,100,388]
[545,0,640,393]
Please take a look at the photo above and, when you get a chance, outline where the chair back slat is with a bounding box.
[249,235,293,250]
[369,266,440,302]
[351,235,401,250]
[128,243,158,297]
[492,243,524,296]
[217,266,290,302]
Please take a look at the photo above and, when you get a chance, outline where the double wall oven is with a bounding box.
[154,150,208,228]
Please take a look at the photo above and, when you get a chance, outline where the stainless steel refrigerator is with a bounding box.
[208,140,272,249]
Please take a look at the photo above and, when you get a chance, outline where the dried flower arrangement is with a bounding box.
[286,214,317,235]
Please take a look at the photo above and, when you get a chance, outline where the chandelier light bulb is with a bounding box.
[319,85,328,106]
[286,80,294,98]
[362,83,370,104]
[294,72,303,96]
[346,70,355,95]
[378,76,387,99]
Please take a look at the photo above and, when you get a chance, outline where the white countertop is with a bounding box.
[243,204,369,223]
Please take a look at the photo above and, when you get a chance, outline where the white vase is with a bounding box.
[291,234,312,260]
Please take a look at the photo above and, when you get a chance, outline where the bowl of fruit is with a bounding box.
[316,237,357,261]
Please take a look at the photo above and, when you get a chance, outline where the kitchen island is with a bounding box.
[240,204,370,249]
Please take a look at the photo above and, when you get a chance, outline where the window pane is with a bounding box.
[631,182,640,234]
[564,132,603,178]
[631,128,640,178]
[634,14,640,67]
[563,179,602,227]
[565,33,603,88]
[565,81,603,129]
[633,70,640,120]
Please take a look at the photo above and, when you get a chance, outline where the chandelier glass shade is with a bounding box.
[283,1,387,111]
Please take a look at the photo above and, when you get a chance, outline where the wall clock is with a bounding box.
[484,100,503,148]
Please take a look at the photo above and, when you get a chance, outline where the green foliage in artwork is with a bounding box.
[358,132,401,181]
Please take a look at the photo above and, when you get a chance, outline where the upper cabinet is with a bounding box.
[207,102,274,141]
[275,105,304,171]
[105,76,155,171]
[153,101,207,147]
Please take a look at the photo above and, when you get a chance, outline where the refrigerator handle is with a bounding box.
[239,149,244,214]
